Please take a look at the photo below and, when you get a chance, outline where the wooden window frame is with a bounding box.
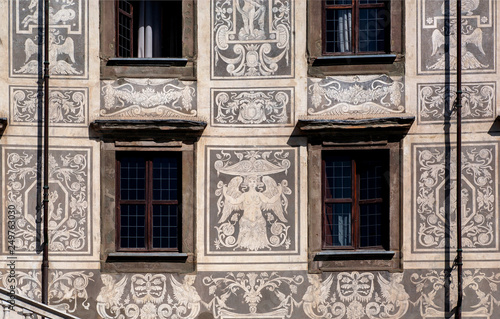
[115,152,181,252]
[322,0,390,55]
[321,151,389,251]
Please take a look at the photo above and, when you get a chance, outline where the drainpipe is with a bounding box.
[455,0,463,318]
[42,0,50,306]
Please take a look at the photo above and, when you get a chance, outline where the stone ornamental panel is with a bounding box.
[10,86,88,126]
[212,0,294,79]
[9,0,88,79]
[307,75,405,116]
[2,146,92,255]
[205,147,299,255]
[418,82,495,124]
[418,0,495,74]
[100,79,197,118]
[211,87,294,127]
[412,143,498,253]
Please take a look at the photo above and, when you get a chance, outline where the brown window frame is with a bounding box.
[322,151,389,251]
[115,151,182,253]
[322,0,390,55]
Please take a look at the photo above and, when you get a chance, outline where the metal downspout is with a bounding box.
[42,0,50,306]
[456,0,463,318]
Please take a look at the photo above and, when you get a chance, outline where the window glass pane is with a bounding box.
[360,160,383,199]
[120,204,146,248]
[358,8,387,52]
[152,205,179,249]
[153,156,179,201]
[326,0,352,5]
[360,0,384,4]
[325,9,352,53]
[325,158,352,199]
[119,156,146,200]
[360,203,382,247]
[324,203,352,246]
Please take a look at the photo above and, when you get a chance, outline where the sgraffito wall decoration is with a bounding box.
[205,147,299,255]
[410,269,500,318]
[418,0,495,74]
[0,269,94,313]
[10,86,88,126]
[211,87,294,127]
[1,146,92,255]
[412,143,498,253]
[307,76,405,116]
[100,79,197,118]
[417,82,495,124]
[212,0,294,79]
[9,0,88,79]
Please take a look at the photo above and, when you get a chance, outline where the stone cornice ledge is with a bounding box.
[90,118,207,140]
[298,115,415,137]
[0,118,7,135]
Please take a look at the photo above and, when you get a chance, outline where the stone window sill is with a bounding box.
[107,252,189,263]
[312,54,397,66]
[314,250,395,261]
[107,58,188,67]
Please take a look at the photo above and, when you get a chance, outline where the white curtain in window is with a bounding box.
[137,1,161,58]
[337,11,352,53]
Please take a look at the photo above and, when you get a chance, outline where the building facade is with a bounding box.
[1,0,500,318]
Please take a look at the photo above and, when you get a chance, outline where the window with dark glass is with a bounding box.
[116,0,182,58]
[116,152,181,251]
[323,0,390,54]
[322,150,389,250]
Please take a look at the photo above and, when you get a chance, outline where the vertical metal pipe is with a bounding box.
[42,0,50,306]
[456,0,463,318]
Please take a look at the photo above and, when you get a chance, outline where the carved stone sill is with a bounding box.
[312,54,397,66]
[298,115,414,140]
[0,118,7,135]
[107,252,189,263]
[314,250,395,261]
[107,58,188,67]
[90,118,206,140]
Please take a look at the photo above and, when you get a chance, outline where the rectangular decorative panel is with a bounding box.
[10,86,88,126]
[412,143,499,253]
[2,146,93,255]
[211,87,294,127]
[417,82,495,124]
[418,0,495,74]
[211,0,294,79]
[205,146,299,255]
[9,0,88,79]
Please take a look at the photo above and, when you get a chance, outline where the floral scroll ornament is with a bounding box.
[0,270,94,313]
[214,150,292,251]
[203,272,304,318]
[416,146,495,250]
[97,274,201,319]
[302,273,409,319]
[307,76,404,116]
[411,269,500,318]
[7,151,89,252]
[214,90,289,124]
[214,0,292,77]
[100,79,196,118]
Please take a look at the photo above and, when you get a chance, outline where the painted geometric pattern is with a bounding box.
[0,269,94,313]
[418,0,495,74]
[211,87,294,126]
[2,146,92,255]
[413,143,498,252]
[418,82,495,124]
[10,86,88,126]
[307,76,405,116]
[9,0,88,79]
[206,147,299,255]
[100,79,197,118]
[212,0,294,79]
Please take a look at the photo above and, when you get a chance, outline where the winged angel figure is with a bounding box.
[302,274,337,319]
[215,151,292,251]
[96,274,128,318]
